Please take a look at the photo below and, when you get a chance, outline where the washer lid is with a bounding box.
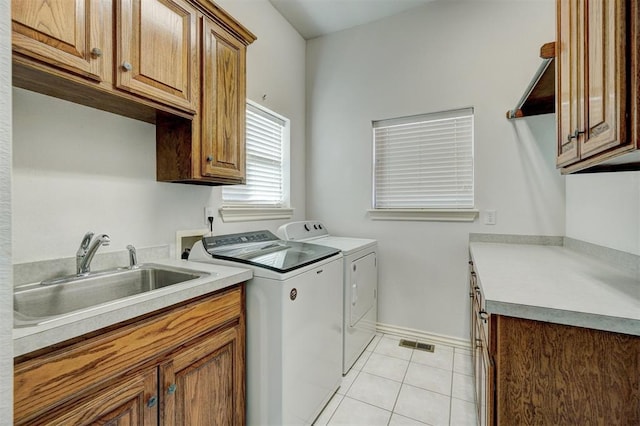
[202,230,340,273]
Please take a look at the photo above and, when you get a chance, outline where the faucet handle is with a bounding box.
[77,231,94,256]
[127,244,139,269]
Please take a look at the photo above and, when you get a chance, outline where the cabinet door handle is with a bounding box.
[122,61,133,71]
[167,383,177,395]
[567,129,585,142]
[91,47,103,57]
[147,395,158,408]
[206,155,213,162]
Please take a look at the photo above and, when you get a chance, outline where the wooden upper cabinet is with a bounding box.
[156,10,255,185]
[556,0,581,166]
[11,0,112,82]
[556,0,638,173]
[11,0,256,185]
[581,0,626,158]
[116,0,198,113]
[201,16,246,182]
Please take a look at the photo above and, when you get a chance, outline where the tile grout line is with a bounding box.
[327,333,382,425]
[387,345,414,425]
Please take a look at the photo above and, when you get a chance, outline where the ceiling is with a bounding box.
[268,0,435,40]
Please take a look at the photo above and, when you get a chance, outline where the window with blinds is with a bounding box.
[373,107,474,209]
[222,102,288,207]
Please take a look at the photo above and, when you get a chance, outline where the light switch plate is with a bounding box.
[484,210,497,225]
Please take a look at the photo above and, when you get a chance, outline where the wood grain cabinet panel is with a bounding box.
[161,324,245,425]
[200,16,246,182]
[12,0,112,82]
[556,0,640,173]
[27,368,158,426]
[469,261,494,426]
[493,315,640,425]
[14,285,246,426]
[116,0,198,113]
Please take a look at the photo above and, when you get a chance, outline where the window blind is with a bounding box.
[223,103,286,206]
[373,108,474,209]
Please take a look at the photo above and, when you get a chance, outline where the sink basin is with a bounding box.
[14,264,210,327]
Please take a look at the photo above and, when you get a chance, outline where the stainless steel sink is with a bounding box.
[14,264,210,327]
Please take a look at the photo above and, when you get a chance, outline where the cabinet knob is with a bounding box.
[91,47,103,57]
[122,61,133,71]
[167,383,177,395]
[206,155,213,162]
[147,395,158,408]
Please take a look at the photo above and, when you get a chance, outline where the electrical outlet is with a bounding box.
[484,210,497,225]
[204,207,215,226]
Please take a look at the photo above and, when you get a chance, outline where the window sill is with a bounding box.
[219,207,294,223]
[367,209,479,222]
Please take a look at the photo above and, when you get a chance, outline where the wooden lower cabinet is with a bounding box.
[491,315,640,425]
[161,324,244,425]
[30,368,158,426]
[470,260,640,424]
[469,261,494,426]
[14,285,245,426]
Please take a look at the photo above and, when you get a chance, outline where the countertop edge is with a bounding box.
[486,300,640,337]
[470,242,640,337]
[13,259,253,357]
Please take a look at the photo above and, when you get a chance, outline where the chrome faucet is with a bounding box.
[76,232,110,275]
[126,244,139,269]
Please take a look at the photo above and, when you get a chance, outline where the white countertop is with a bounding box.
[13,259,252,357]
[469,242,640,336]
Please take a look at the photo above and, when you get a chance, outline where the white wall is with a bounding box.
[566,172,640,255]
[0,0,13,421]
[306,0,564,340]
[12,0,306,263]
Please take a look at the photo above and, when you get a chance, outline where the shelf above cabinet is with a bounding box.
[506,42,555,120]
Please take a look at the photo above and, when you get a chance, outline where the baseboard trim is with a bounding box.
[376,322,472,350]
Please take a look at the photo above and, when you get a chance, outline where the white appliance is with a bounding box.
[189,230,343,425]
[277,221,378,375]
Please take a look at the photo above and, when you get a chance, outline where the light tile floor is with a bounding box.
[314,334,478,426]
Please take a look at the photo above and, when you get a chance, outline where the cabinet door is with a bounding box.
[23,368,158,426]
[200,16,247,182]
[161,324,245,425]
[557,0,627,166]
[556,0,583,166]
[12,0,112,82]
[580,0,626,159]
[116,0,198,112]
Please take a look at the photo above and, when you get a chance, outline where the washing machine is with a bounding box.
[278,221,378,375]
[189,230,343,425]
